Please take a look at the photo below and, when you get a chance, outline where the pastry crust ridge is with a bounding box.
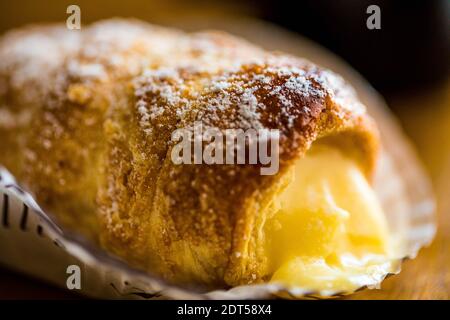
[0,19,379,288]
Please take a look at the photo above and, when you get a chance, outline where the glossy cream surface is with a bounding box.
[264,145,394,292]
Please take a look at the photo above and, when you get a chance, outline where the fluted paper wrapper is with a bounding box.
[0,19,436,299]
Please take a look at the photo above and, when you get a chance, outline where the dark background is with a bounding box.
[0,0,448,100]
[259,0,450,96]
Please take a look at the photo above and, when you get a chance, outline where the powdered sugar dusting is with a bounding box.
[133,54,341,138]
[0,19,368,153]
[311,70,366,115]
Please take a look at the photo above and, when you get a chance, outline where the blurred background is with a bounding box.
[0,0,448,299]
[0,0,448,98]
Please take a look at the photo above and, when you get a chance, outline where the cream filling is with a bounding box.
[264,145,394,292]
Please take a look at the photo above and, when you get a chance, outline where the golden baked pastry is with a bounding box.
[0,19,395,294]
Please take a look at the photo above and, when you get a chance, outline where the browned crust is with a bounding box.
[0,19,379,289]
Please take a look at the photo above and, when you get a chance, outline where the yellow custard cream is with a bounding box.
[264,145,394,292]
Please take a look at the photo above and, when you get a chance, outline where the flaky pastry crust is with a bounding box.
[0,19,379,289]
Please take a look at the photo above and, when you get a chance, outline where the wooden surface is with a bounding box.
[341,80,450,300]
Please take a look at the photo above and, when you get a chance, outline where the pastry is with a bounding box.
[0,19,396,293]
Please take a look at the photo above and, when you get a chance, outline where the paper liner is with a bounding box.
[0,19,436,299]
